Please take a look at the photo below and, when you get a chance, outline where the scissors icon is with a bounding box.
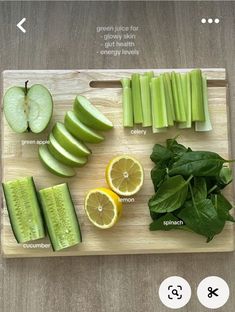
[208,287,219,298]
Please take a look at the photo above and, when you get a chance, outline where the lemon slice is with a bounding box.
[106,155,144,196]
[84,188,122,229]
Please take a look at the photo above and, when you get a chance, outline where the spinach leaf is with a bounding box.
[150,211,165,221]
[178,199,225,242]
[211,193,235,222]
[151,166,167,192]
[148,175,191,213]
[205,176,218,192]
[217,167,233,189]
[169,151,226,177]
[149,213,185,231]
[166,138,190,158]
[150,144,173,164]
[148,138,235,242]
[193,177,207,201]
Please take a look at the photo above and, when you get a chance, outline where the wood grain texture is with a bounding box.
[1,68,233,257]
[1,1,235,312]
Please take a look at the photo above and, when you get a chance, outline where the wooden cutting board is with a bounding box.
[1,69,234,258]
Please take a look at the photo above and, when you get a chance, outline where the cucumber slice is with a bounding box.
[64,111,104,143]
[39,145,76,177]
[52,122,91,157]
[2,177,45,243]
[73,95,113,131]
[48,133,87,167]
[39,183,82,251]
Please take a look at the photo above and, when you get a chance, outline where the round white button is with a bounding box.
[197,276,229,309]
[159,276,191,309]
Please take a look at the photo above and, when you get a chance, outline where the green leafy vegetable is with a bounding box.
[218,167,233,187]
[151,166,167,192]
[169,151,227,177]
[150,144,173,164]
[149,175,192,213]
[148,138,235,242]
[166,137,190,159]
[192,177,207,201]
[178,199,224,242]
[211,193,235,223]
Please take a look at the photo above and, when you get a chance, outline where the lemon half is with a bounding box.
[106,155,144,196]
[84,188,122,229]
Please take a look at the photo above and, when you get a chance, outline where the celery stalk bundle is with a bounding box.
[120,69,211,133]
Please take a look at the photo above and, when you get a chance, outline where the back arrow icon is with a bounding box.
[17,18,26,33]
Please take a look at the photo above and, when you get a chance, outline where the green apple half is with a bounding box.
[3,82,53,133]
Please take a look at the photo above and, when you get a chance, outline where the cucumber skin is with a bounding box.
[2,177,46,243]
[67,185,82,243]
[2,184,20,243]
[39,183,82,251]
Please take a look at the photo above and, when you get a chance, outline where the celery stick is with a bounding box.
[191,69,205,121]
[121,78,134,127]
[195,75,212,131]
[162,74,174,126]
[178,72,192,128]
[152,127,167,133]
[176,73,187,122]
[144,71,154,80]
[121,77,130,88]
[140,75,152,127]
[163,73,176,121]
[150,77,168,129]
[131,73,143,124]
[150,80,167,133]
[171,72,186,122]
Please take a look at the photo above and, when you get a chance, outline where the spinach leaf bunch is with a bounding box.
[148,138,234,242]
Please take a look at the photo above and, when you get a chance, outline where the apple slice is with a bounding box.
[64,111,104,143]
[38,145,75,178]
[52,122,91,157]
[48,133,87,167]
[3,82,53,133]
[73,95,113,131]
